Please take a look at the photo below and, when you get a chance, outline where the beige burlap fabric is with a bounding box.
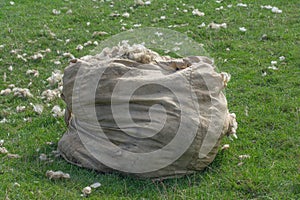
[58,44,237,179]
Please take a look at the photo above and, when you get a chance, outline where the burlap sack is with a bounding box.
[58,44,237,179]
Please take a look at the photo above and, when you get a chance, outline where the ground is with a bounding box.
[0,0,299,199]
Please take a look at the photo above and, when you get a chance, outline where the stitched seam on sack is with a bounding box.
[185,65,201,168]
[188,65,199,124]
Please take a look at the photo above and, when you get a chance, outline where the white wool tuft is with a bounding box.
[208,22,227,29]
[95,41,160,64]
[12,88,33,98]
[41,89,61,101]
[221,72,231,87]
[0,88,12,96]
[0,147,8,154]
[46,70,63,86]
[82,186,92,196]
[30,103,44,115]
[26,69,39,77]
[46,170,70,179]
[192,9,205,17]
[16,106,26,112]
[51,105,65,117]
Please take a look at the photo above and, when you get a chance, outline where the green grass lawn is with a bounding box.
[1,0,299,199]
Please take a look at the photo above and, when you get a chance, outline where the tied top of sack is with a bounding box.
[58,42,238,179]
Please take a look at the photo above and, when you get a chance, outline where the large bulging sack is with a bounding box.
[58,44,237,179]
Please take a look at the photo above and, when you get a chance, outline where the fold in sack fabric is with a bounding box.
[58,43,237,179]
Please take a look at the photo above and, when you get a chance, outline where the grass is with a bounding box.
[0,0,299,199]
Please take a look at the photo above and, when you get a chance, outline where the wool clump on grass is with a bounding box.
[122,12,130,18]
[239,155,251,159]
[30,103,44,115]
[46,170,70,180]
[84,41,93,46]
[7,153,21,159]
[16,106,26,112]
[221,144,230,150]
[12,88,33,98]
[41,89,61,101]
[237,3,247,7]
[0,88,12,96]
[52,9,61,15]
[192,9,205,17]
[76,44,83,51]
[54,60,61,65]
[63,52,75,59]
[81,182,101,197]
[51,105,65,118]
[46,70,63,86]
[26,69,39,77]
[208,22,227,29]
[93,31,108,37]
[261,5,282,13]
[0,147,8,154]
[215,6,224,11]
[279,56,285,61]
[30,53,43,60]
[0,118,8,124]
[134,0,145,6]
[239,27,247,32]
[39,154,48,161]
[81,186,92,196]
